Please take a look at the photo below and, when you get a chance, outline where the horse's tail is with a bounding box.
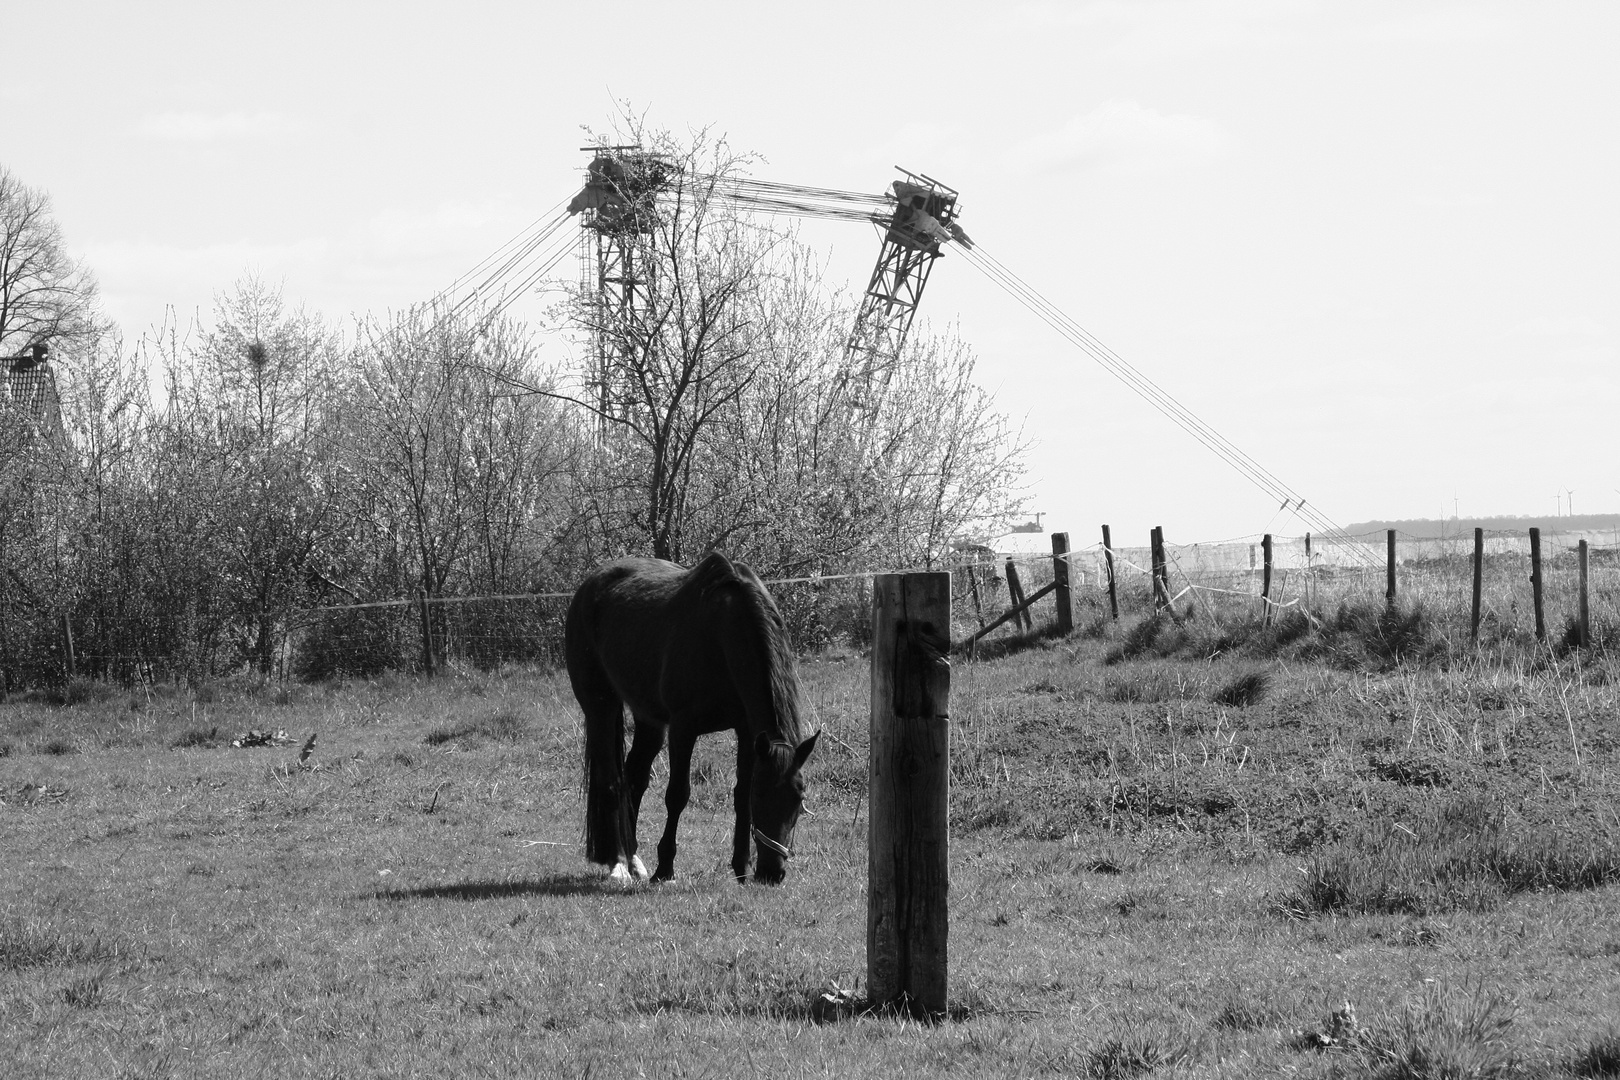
[567,588,627,866]
[581,690,627,865]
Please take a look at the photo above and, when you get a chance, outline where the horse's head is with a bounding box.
[749,731,819,884]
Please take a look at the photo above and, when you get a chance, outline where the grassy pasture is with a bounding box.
[4,623,1620,1078]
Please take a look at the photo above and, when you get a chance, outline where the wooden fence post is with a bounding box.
[1304,532,1313,610]
[1261,534,1274,627]
[1471,528,1484,643]
[1101,525,1119,620]
[965,563,986,637]
[60,614,77,680]
[1578,538,1590,648]
[1529,528,1545,641]
[1004,559,1032,632]
[418,591,437,676]
[1150,527,1169,610]
[1385,530,1397,610]
[869,572,951,1018]
[1051,532,1073,634]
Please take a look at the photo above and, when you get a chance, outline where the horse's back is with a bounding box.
[566,556,740,718]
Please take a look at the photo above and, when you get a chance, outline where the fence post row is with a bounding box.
[1100,524,1119,620]
[1050,532,1073,634]
[1260,533,1274,627]
[1529,527,1545,641]
[868,572,951,1018]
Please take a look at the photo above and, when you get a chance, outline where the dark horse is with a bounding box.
[565,552,818,885]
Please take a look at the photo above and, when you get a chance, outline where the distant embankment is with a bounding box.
[1341,514,1620,540]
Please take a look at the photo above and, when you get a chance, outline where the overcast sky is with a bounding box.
[3,1,1615,545]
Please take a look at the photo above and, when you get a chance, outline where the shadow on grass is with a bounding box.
[372,874,618,901]
[960,618,1066,662]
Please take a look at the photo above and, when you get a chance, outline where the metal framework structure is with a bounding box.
[568,147,674,433]
[843,169,968,411]
[570,154,969,423]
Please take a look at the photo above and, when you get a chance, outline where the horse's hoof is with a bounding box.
[630,855,649,881]
[608,861,634,885]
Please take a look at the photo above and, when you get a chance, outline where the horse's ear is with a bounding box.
[791,731,820,773]
[754,731,773,760]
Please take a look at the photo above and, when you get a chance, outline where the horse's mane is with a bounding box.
[686,553,808,746]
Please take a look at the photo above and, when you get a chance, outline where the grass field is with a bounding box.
[4,613,1620,1078]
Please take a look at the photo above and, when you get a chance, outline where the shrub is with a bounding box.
[1211,993,1282,1032]
[1105,614,1171,665]
[1354,982,1517,1080]
[1571,1028,1620,1077]
[1085,1031,1182,1078]
[424,707,530,747]
[1280,794,1620,917]
[170,727,219,750]
[1211,669,1269,708]
[294,608,411,680]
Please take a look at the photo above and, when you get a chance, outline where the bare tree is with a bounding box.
[0,166,100,355]
[349,302,579,599]
[193,277,346,672]
[566,122,786,563]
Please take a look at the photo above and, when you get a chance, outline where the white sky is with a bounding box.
[3,0,1615,545]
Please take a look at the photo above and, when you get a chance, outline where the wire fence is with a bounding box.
[5,525,1617,692]
[969,526,1620,655]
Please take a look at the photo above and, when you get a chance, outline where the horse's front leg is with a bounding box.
[731,734,754,883]
[653,728,694,882]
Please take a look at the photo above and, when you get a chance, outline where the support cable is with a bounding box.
[956,243,1377,564]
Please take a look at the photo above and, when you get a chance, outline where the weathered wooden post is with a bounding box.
[1529,528,1545,640]
[965,563,986,637]
[1385,530,1397,610]
[1471,528,1484,643]
[417,591,437,676]
[1004,559,1032,632]
[1578,539,1590,648]
[1101,524,1119,620]
[869,572,951,1018]
[1260,534,1274,627]
[1050,532,1073,634]
[1150,527,1170,610]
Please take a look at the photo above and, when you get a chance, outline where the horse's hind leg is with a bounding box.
[653,727,695,882]
[622,717,666,881]
[575,687,635,881]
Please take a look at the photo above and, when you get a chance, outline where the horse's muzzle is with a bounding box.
[751,825,791,884]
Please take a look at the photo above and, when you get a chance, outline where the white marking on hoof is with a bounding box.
[608,861,633,884]
[630,855,649,881]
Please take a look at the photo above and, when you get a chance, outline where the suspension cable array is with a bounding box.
[409,159,1372,564]
[953,242,1378,564]
[709,176,892,225]
[436,195,579,323]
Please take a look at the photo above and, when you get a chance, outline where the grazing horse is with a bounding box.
[565,552,819,885]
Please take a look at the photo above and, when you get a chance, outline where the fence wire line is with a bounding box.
[290,528,1617,619]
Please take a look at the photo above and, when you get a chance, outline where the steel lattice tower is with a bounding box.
[570,147,673,435]
[843,169,968,412]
